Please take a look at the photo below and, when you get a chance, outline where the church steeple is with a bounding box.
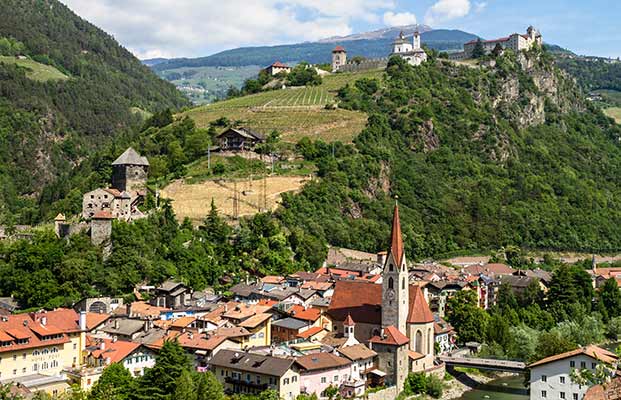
[382,202,409,333]
[390,203,404,267]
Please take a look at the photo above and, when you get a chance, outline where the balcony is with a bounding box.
[224,377,268,391]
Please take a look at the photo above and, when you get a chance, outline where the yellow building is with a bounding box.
[238,313,272,347]
[0,309,85,396]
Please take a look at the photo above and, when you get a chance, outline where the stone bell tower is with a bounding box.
[331,46,347,72]
[381,202,409,334]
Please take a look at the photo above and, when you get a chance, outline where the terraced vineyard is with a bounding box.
[182,69,384,142]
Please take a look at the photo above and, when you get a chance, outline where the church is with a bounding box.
[391,30,427,66]
[328,204,435,390]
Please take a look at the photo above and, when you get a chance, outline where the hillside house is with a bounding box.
[264,61,291,75]
[295,353,351,397]
[150,280,191,309]
[217,127,265,152]
[529,346,618,400]
[209,349,301,399]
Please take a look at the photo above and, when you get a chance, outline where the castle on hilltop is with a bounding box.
[331,30,427,73]
[451,26,542,60]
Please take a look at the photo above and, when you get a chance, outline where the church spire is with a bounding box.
[389,202,404,266]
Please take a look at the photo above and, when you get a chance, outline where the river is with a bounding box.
[457,374,529,400]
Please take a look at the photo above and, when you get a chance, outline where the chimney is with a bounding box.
[114,319,120,330]
[112,336,118,343]
[100,341,105,351]
[126,303,132,317]
[79,311,87,331]
[40,316,47,326]
[377,252,387,266]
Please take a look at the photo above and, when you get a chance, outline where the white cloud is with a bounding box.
[59,0,397,59]
[475,2,487,13]
[383,11,417,27]
[424,0,471,26]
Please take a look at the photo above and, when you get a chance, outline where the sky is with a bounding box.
[59,0,621,60]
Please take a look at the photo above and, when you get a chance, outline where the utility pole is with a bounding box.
[207,146,211,170]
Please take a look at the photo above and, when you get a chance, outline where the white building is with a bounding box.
[529,346,618,400]
[391,30,427,67]
[453,26,543,60]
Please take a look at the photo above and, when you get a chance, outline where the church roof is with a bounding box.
[369,326,409,346]
[389,204,404,266]
[344,314,355,326]
[328,281,434,325]
[332,46,346,52]
[112,147,149,166]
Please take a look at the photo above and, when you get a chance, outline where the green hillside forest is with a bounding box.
[0,0,189,225]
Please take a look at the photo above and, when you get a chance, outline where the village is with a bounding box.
[2,199,621,399]
[2,24,621,400]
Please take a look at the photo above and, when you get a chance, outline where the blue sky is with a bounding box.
[61,0,620,59]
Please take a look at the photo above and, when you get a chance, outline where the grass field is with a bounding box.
[161,175,311,223]
[605,107,621,124]
[181,69,383,143]
[0,56,68,82]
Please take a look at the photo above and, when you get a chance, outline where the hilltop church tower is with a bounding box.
[381,203,409,334]
[331,46,347,72]
[413,29,421,50]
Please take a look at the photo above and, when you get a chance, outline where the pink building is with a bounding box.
[295,353,352,397]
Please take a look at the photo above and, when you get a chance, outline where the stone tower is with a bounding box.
[111,147,149,193]
[413,29,421,50]
[382,203,409,334]
[331,46,347,72]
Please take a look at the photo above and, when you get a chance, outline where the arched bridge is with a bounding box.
[438,355,527,373]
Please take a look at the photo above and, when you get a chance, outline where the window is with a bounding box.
[321,377,327,384]
[541,391,547,398]
[22,368,26,373]
[33,364,38,372]
[389,264,394,272]
[292,376,297,382]
[334,375,338,382]
[13,369,16,376]
[570,361,575,368]
[541,375,547,382]
[573,394,579,400]
[12,355,16,361]
[283,378,289,385]
[592,363,596,369]
[580,361,586,369]
[560,392,566,399]
[221,369,224,376]
[73,343,77,350]
[560,376,566,384]
[22,353,26,359]
[388,277,394,289]
[402,277,406,290]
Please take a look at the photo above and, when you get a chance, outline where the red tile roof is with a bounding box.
[296,326,325,339]
[92,210,114,219]
[0,309,79,353]
[262,275,286,284]
[328,281,434,325]
[149,330,230,352]
[332,46,346,52]
[90,338,140,364]
[369,326,409,346]
[289,305,321,322]
[269,61,290,68]
[344,314,355,326]
[529,345,618,368]
[86,312,111,330]
[295,352,350,371]
[408,350,425,360]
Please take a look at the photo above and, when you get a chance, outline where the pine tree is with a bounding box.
[88,363,135,400]
[137,340,192,399]
[195,372,225,400]
[172,370,197,400]
[472,39,486,58]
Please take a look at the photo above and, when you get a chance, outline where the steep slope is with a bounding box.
[0,0,190,224]
[277,49,621,258]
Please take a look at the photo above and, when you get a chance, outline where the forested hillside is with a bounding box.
[0,0,189,225]
[277,49,621,259]
[556,57,621,92]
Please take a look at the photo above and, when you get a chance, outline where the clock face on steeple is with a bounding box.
[386,289,395,300]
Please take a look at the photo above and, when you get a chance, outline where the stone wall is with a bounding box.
[337,58,388,73]
[91,219,112,247]
[366,386,398,400]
